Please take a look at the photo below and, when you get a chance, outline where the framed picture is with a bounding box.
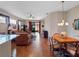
[73,19,79,30]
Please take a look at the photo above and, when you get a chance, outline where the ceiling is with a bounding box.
[0,1,79,20]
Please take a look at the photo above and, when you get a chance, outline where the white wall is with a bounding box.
[40,20,45,33]
[66,5,79,36]
[25,20,29,28]
[44,12,67,37]
[44,5,79,37]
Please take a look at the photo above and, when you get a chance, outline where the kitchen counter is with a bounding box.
[0,35,19,57]
[0,35,19,45]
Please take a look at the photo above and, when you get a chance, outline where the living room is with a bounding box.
[0,1,79,58]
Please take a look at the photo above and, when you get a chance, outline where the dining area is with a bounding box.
[49,33,79,57]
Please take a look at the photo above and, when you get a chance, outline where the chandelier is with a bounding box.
[58,1,69,26]
[27,12,35,19]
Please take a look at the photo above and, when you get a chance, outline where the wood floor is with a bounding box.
[11,32,53,57]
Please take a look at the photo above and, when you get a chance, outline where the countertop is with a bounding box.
[0,35,19,45]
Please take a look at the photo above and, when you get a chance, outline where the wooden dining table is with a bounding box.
[52,33,79,56]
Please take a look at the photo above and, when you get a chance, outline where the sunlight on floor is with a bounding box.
[32,32,41,48]
[12,48,16,57]
[35,32,40,44]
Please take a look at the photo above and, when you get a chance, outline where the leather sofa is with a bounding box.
[15,31,32,46]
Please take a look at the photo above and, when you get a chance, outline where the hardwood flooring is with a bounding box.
[11,32,53,57]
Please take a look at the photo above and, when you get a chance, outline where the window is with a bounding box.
[18,20,24,30]
[0,16,6,23]
[10,19,16,24]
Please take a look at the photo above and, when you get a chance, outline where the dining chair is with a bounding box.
[67,43,79,57]
[49,33,61,56]
[50,33,71,56]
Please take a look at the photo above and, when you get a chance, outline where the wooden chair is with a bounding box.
[49,33,61,55]
[67,43,79,56]
[50,33,68,56]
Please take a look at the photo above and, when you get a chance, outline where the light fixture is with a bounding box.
[27,12,35,20]
[58,1,69,26]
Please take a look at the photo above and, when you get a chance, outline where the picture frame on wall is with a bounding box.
[73,19,79,30]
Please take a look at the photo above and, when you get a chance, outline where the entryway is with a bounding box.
[29,21,41,33]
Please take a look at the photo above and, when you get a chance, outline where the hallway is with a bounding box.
[12,32,52,57]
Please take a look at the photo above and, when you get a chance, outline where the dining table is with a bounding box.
[52,33,79,56]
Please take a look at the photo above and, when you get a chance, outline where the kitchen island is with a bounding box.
[0,35,19,57]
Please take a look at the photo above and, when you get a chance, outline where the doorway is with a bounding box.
[29,21,41,33]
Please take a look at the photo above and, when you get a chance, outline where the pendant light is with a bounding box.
[58,1,69,26]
